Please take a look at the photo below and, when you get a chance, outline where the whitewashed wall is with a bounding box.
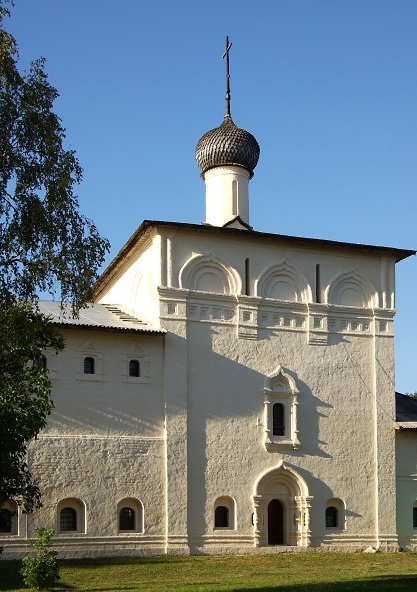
[1,224,404,558]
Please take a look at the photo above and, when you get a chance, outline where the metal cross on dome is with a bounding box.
[222,36,232,118]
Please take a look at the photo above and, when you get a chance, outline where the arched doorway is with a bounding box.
[253,461,312,548]
[268,499,284,544]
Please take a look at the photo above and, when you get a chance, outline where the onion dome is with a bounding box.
[195,114,260,179]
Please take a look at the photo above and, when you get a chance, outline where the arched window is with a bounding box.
[272,403,285,436]
[213,496,236,530]
[325,506,338,528]
[214,506,229,528]
[84,356,95,374]
[129,359,140,378]
[119,507,135,531]
[0,508,12,533]
[117,498,143,533]
[263,366,300,450]
[57,498,85,534]
[0,501,18,535]
[60,507,77,531]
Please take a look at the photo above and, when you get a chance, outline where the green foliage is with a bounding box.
[0,0,109,512]
[0,302,64,511]
[0,2,109,307]
[21,528,60,591]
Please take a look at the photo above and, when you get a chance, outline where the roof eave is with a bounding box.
[51,321,165,336]
[94,220,415,299]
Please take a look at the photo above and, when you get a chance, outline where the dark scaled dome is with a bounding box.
[195,115,260,178]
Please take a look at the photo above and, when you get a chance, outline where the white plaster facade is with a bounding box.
[1,92,417,558]
[1,217,416,558]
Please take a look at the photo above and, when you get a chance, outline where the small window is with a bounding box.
[0,501,18,535]
[413,506,417,528]
[214,505,229,528]
[60,507,77,531]
[326,506,338,528]
[117,498,143,533]
[57,498,85,534]
[83,357,95,375]
[129,359,140,378]
[119,507,135,531]
[0,508,13,533]
[213,496,236,530]
[272,403,285,436]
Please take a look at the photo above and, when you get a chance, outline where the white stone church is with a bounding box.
[2,45,417,558]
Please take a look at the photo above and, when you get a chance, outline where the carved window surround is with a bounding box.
[122,342,150,385]
[263,366,300,451]
[77,339,102,382]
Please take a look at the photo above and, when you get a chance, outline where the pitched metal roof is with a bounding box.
[395,392,417,430]
[38,301,164,335]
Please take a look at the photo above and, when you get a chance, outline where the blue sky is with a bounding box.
[6,0,417,392]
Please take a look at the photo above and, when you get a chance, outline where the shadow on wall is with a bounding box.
[184,320,346,549]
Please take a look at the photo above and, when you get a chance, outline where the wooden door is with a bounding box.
[268,499,284,545]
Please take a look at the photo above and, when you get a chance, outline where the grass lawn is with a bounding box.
[1,553,417,592]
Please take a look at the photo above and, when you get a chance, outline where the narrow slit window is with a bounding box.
[245,258,250,296]
[413,507,417,528]
[272,403,285,436]
[232,180,237,216]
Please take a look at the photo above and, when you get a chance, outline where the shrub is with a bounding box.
[21,528,60,591]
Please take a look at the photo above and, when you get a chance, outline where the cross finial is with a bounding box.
[222,36,232,118]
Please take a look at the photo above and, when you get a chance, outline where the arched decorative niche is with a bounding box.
[255,261,311,303]
[253,461,311,547]
[117,498,144,534]
[326,272,375,308]
[179,252,241,295]
[213,496,236,530]
[132,264,153,314]
[263,366,300,451]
